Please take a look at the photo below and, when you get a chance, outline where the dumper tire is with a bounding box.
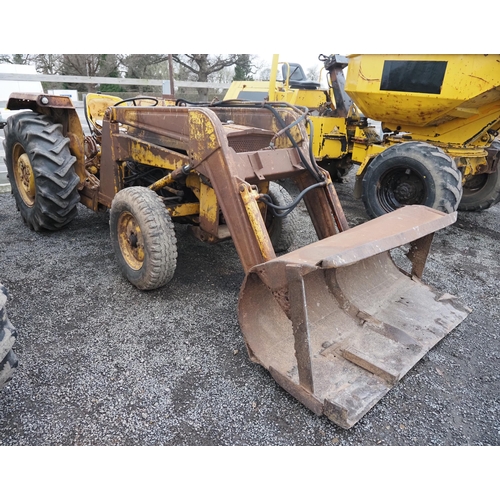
[458,170,500,211]
[458,142,500,211]
[110,187,178,290]
[361,141,462,218]
[266,182,298,253]
[0,284,18,393]
[3,111,81,231]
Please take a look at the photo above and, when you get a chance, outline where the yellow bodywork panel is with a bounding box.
[126,139,186,171]
[168,203,200,217]
[308,116,349,159]
[225,82,327,110]
[224,81,271,101]
[345,54,500,144]
[288,89,328,109]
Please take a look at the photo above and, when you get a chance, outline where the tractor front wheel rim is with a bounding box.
[117,211,145,270]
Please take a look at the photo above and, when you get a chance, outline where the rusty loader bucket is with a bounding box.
[239,205,470,428]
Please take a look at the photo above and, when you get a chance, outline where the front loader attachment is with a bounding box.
[239,205,470,428]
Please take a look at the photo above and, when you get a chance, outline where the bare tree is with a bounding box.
[172,54,256,100]
[59,54,122,92]
[0,54,37,65]
[120,54,172,93]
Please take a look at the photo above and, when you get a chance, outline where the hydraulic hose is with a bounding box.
[259,180,327,218]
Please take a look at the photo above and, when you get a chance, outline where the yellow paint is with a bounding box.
[308,116,349,159]
[85,93,124,134]
[168,203,200,217]
[127,141,185,172]
[117,211,144,270]
[199,183,219,225]
[345,54,500,139]
[188,110,219,164]
[186,174,201,199]
[239,184,275,261]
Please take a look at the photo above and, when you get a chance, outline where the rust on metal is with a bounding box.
[21,91,469,429]
[239,205,470,428]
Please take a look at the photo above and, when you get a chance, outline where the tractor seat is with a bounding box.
[84,93,124,136]
[282,63,321,90]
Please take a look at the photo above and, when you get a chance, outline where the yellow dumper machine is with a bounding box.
[3,56,474,427]
[226,54,500,218]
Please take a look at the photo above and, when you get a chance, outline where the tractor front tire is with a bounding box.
[3,112,80,231]
[266,182,298,253]
[361,141,462,219]
[110,187,178,290]
[0,284,18,393]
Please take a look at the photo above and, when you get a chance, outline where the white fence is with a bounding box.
[0,72,231,92]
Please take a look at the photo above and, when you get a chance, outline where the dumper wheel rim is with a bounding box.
[3,111,81,231]
[110,187,178,290]
[361,142,462,218]
[265,182,298,253]
[458,170,500,211]
[0,284,18,392]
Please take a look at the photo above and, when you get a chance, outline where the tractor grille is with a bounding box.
[228,135,272,153]
[224,123,275,153]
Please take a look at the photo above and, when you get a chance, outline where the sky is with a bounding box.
[1,3,491,56]
[256,53,324,73]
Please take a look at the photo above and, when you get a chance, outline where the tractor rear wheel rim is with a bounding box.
[13,146,36,207]
[117,211,144,270]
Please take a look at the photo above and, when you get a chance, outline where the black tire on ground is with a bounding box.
[458,142,500,211]
[317,159,352,183]
[3,111,81,231]
[361,141,463,219]
[265,182,299,253]
[0,284,18,392]
[459,171,500,211]
[110,187,178,290]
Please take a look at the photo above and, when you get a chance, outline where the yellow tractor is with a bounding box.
[2,89,469,428]
[225,54,500,218]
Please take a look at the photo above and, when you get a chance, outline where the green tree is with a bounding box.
[233,54,255,81]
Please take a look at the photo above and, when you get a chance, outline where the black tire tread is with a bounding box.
[0,284,18,392]
[361,141,463,218]
[110,187,178,290]
[266,182,298,253]
[459,142,500,211]
[3,111,80,231]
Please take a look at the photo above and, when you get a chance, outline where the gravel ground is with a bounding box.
[0,171,499,447]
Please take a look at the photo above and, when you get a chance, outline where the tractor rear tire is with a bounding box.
[266,182,298,253]
[361,141,462,219]
[110,187,178,290]
[3,112,81,231]
[0,284,18,393]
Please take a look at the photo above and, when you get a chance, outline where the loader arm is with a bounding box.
[66,97,470,429]
[98,103,346,273]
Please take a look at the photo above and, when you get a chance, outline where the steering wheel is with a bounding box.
[114,97,159,107]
